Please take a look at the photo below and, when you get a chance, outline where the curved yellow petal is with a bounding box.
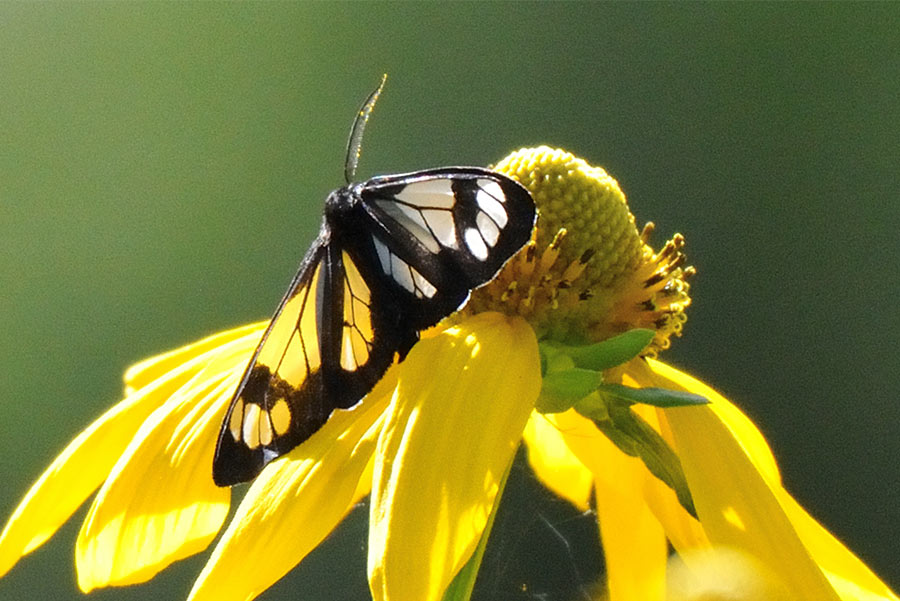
[642,359,780,484]
[0,327,261,581]
[368,313,540,601]
[75,363,242,590]
[645,364,839,599]
[825,572,899,601]
[639,469,709,557]
[0,396,159,580]
[775,492,899,601]
[539,401,708,589]
[664,403,841,600]
[123,322,267,395]
[613,364,710,555]
[522,413,593,511]
[546,406,668,601]
[594,447,668,601]
[188,368,397,601]
[646,359,898,599]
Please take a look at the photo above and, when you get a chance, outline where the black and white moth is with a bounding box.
[212,80,536,486]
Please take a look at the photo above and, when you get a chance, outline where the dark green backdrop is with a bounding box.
[1,4,897,600]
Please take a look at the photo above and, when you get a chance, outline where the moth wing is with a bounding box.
[212,237,328,486]
[213,168,536,486]
[357,167,535,328]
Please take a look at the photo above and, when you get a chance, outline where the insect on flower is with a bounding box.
[213,76,537,485]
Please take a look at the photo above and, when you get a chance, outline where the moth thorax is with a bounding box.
[323,186,360,222]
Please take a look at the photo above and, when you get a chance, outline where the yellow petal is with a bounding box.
[535,408,612,487]
[368,313,540,601]
[646,359,898,599]
[646,363,840,600]
[522,412,593,511]
[594,455,668,601]
[642,359,780,485]
[549,404,668,601]
[540,403,708,593]
[123,322,267,395]
[613,365,710,555]
[664,403,841,600]
[0,327,261,580]
[775,491,899,601]
[75,353,247,590]
[825,572,900,601]
[188,368,397,601]
[639,468,709,556]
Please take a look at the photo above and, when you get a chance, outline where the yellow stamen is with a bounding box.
[462,146,692,355]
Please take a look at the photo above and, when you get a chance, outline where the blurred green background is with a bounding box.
[1,3,898,600]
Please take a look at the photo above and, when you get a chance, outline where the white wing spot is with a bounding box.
[340,330,358,371]
[375,200,440,253]
[478,179,506,203]
[410,266,437,298]
[242,403,262,450]
[391,254,415,293]
[476,211,500,247]
[258,412,274,446]
[394,178,455,208]
[464,228,489,261]
[422,209,457,248]
[476,188,508,228]
[373,236,391,274]
[229,399,245,441]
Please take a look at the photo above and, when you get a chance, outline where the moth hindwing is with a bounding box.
[212,167,535,486]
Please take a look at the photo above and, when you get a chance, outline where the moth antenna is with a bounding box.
[344,73,387,184]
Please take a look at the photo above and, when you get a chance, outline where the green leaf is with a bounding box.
[598,383,708,407]
[536,368,603,414]
[578,399,697,518]
[556,328,656,371]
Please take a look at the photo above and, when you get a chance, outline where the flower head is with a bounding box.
[0,147,896,601]
[467,146,692,355]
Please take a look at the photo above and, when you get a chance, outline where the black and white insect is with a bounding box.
[213,78,536,486]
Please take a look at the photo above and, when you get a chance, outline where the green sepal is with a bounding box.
[539,344,575,376]
[536,368,603,414]
[537,329,656,414]
[544,328,655,372]
[576,397,698,518]
[598,383,708,408]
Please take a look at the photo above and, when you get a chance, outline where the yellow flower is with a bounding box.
[0,147,896,601]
